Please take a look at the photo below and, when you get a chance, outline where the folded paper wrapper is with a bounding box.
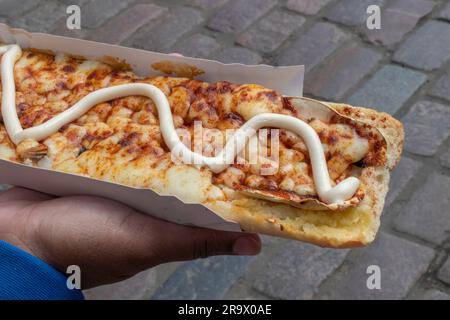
[0,23,305,232]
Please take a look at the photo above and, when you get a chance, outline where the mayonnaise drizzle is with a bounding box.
[0,44,360,204]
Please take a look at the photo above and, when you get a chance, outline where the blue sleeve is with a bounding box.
[0,240,84,300]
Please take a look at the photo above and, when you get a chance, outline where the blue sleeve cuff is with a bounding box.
[0,240,84,300]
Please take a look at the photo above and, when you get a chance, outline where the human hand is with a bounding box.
[0,187,261,289]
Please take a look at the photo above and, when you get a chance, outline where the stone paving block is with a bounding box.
[325,0,385,27]
[84,261,182,300]
[50,19,87,39]
[0,0,38,17]
[130,7,204,53]
[305,44,382,101]
[403,123,449,156]
[212,47,262,65]
[429,70,450,102]
[13,1,67,32]
[421,289,450,300]
[365,0,435,46]
[208,0,277,33]
[320,233,434,299]
[80,0,135,29]
[151,256,255,299]
[276,22,348,71]
[224,280,271,300]
[394,172,450,244]
[237,10,305,53]
[348,65,427,114]
[393,20,450,71]
[50,0,91,38]
[88,4,168,45]
[190,0,229,10]
[173,34,220,59]
[440,149,450,168]
[84,269,158,300]
[286,0,332,15]
[405,100,450,134]
[260,235,290,248]
[385,157,422,208]
[437,256,450,285]
[402,101,450,156]
[252,243,348,299]
[438,2,450,21]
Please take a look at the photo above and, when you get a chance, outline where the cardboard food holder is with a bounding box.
[0,24,305,232]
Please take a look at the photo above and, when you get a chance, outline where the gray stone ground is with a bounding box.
[0,0,449,300]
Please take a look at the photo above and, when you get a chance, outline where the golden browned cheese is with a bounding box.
[0,49,386,206]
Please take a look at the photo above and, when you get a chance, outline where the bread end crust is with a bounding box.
[211,101,403,248]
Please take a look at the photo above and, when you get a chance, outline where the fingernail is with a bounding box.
[233,237,260,256]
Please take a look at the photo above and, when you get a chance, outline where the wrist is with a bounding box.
[0,203,48,268]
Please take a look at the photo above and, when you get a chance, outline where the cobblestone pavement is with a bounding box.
[1,0,449,300]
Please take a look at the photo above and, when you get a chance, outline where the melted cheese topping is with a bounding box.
[0,45,361,204]
[0,47,383,207]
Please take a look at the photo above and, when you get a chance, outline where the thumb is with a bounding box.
[183,228,262,260]
[137,216,262,265]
